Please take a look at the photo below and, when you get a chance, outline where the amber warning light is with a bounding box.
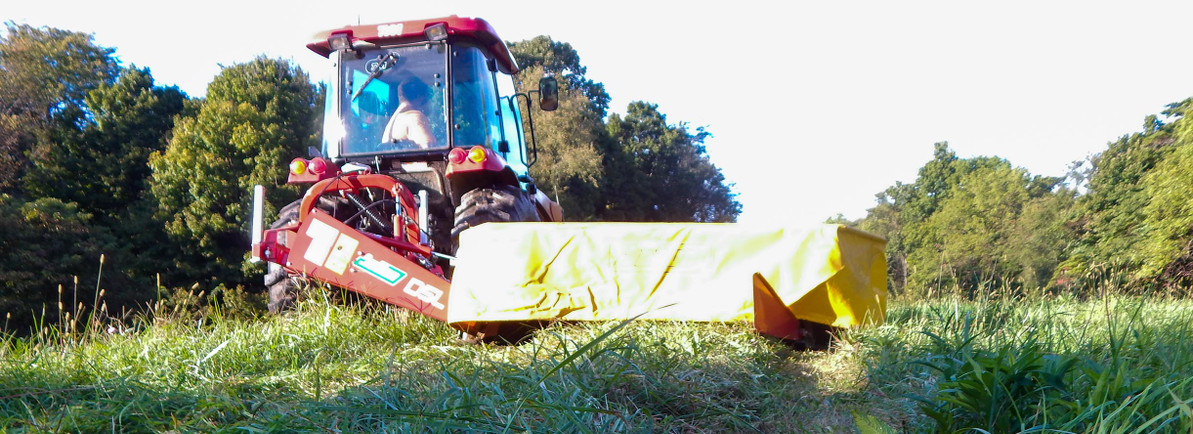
[468,147,487,163]
[290,158,307,175]
[288,158,340,184]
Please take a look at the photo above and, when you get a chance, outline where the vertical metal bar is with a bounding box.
[418,190,429,245]
[250,185,265,263]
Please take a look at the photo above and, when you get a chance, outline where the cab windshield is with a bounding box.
[338,43,449,155]
[331,43,515,161]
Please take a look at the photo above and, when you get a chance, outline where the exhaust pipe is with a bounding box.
[250,185,265,263]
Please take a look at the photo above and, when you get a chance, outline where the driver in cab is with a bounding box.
[382,79,436,148]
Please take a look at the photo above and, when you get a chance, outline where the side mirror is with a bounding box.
[538,76,559,112]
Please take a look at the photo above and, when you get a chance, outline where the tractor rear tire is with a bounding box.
[451,185,541,344]
[265,200,302,314]
[451,184,540,241]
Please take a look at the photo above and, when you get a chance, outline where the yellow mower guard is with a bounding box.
[448,223,887,338]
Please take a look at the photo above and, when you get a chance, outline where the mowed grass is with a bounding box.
[1,286,1192,432]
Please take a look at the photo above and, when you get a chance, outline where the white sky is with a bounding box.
[6,1,1193,225]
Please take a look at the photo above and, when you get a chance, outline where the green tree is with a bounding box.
[508,36,610,117]
[1135,99,1193,288]
[906,142,963,221]
[864,143,965,295]
[824,213,857,225]
[859,182,915,293]
[25,67,186,217]
[509,37,611,220]
[1006,189,1077,289]
[1058,100,1187,286]
[910,163,1029,290]
[149,57,318,287]
[601,102,740,222]
[510,37,738,222]
[0,195,128,331]
[0,23,119,193]
[512,65,605,220]
[862,142,1074,296]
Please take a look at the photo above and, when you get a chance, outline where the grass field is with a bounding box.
[1,286,1192,432]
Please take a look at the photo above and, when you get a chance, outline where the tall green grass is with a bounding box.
[0,283,886,432]
[1,280,1191,432]
[850,294,1193,432]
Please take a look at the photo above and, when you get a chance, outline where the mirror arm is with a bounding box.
[514,92,539,167]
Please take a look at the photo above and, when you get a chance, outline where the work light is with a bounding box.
[328,33,351,51]
[424,23,449,41]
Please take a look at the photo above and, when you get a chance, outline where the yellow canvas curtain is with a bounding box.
[447,223,887,331]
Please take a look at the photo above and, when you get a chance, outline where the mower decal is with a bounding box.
[351,254,407,286]
[402,277,445,309]
[377,23,403,37]
[324,234,359,275]
[303,218,340,266]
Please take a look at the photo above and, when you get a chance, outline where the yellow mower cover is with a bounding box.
[448,223,887,337]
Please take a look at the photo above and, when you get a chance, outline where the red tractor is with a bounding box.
[253,16,562,320]
[252,16,889,345]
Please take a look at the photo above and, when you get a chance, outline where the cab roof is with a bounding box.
[307,15,519,74]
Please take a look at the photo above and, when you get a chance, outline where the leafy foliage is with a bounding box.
[1137,101,1193,284]
[1004,190,1077,289]
[601,102,739,222]
[509,36,611,117]
[0,23,120,193]
[149,57,317,287]
[25,67,186,217]
[0,195,121,330]
[512,65,606,219]
[857,93,1193,298]
[1058,98,1193,291]
[510,36,740,222]
[860,143,1078,296]
[0,25,170,329]
[0,23,118,120]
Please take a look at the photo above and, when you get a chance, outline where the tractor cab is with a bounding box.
[282,16,561,275]
[308,16,554,183]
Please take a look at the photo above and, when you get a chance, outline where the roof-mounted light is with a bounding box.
[424,23,449,41]
[328,32,351,51]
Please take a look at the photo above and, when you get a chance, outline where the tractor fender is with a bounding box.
[444,146,520,204]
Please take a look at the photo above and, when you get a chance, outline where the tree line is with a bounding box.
[853,99,1193,298]
[0,24,740,330]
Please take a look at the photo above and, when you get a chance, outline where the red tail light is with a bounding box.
[309,158,327,175]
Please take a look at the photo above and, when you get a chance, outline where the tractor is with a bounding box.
[254,16,561,318]
[252,16,889,345]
